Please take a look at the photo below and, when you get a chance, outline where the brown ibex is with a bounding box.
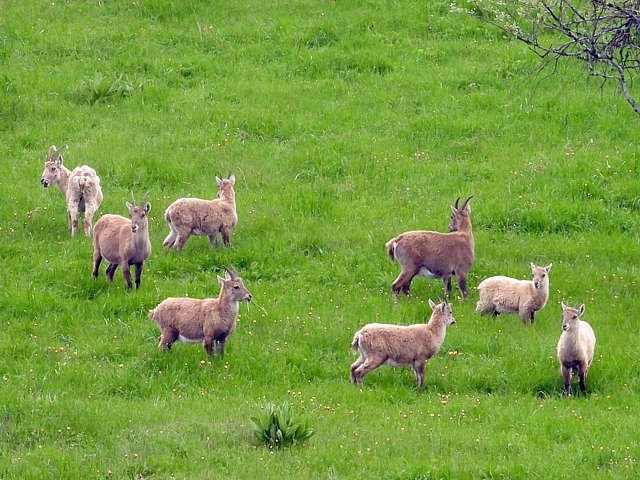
[92,192,151,289]
[163,174,238,252]
[40,144,103,236]
[386,196,474,300]
[350,298,456,388]
[149,267,252,356]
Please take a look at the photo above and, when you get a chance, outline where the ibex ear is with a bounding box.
[428,299,436,310]
[217,275,226,286]
[450,205,458,215]
[545,263,553,272]
[216,176,223,187]
[561,301,567,310]
[125,202,133,213]
[530,262,536,270]
[578,304,585,316]
[229,174,235,185]
[145,202,151,213]
[58,154,64,165]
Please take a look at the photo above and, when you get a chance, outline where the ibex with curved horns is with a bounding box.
[163,174,238,252]
[386,196,475,300]
[40,144,103,236]
[92,191,152,289]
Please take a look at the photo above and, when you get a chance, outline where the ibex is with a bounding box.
[557,303,596,396]
[350,298,456,388]
[163,174,238,252]
[476,263,553,323]
[40,144,103,236]
[149,267,252,356]
[92,192,151,289]
[386,196,474,300]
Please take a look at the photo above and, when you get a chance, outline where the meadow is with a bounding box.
[1,0,639,478]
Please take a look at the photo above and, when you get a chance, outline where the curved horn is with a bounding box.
[140,191,150,205]
[225,265,239,279]
[460,195,474,211]
[47,144,67,160]
[130,191,136,205]
[53,144,68,160]
[453,197,460,209]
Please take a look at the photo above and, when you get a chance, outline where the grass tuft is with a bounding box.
[251,403,315,449]
[82,73,142,104]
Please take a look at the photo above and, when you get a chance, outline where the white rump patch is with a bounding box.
[179,335,203,343]
[419,267,439,279]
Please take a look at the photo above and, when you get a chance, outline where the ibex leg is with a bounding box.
[134,262,143,289]
[391,267,418,299]
[105,263,119,282]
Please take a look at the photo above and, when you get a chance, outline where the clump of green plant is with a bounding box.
[251,403,315,449]
[83,73,141,104]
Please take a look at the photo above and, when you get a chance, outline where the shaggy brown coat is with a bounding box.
[149,269,252,356]
[92,193,151,289]
[40,144,103,236]
[163,174,237,252]
[557,303,596,396]
[386,196,474,299]
[350,299,456,388]
[476,263,553,323]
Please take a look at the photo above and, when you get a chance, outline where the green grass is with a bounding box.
[1,0,639,478]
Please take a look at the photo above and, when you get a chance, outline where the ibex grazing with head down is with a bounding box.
[92,192,152,289]
[163,174,237,252]
[386,196,475,300]
[40,144,103,236]
[149,267,252,356]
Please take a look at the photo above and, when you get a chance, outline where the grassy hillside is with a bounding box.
[1,1,639,478]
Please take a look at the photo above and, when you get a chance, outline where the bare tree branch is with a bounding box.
[463,0,640,115]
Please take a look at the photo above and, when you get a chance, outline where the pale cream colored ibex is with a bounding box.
[149,267,252,356]
[350,298,456,388]
[476,263,553,323]
[40,144,103,236]
[163,174,238,252]
[386,196,474,300]
[557,302,596,396]
[92,192,152,289]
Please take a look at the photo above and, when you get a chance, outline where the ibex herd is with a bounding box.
[39,143,596,395]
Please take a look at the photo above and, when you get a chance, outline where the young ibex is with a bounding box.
[92,192,152,289]
[386,196,474,300]
[163,174,238,252]
[476,263,553,323]
[149,268,252,356]
[40,144,103,236]
[557,302,596,396]
[350,298,456,388]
